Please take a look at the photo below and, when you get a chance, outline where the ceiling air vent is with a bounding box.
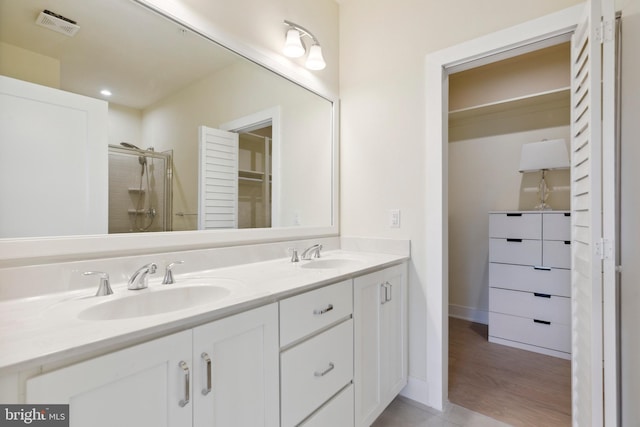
[35,10,80,37]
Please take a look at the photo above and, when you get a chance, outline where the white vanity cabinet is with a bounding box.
[192,303,279,427]
[488,211,571,359]
[279,280,354,427]
[25,303,279,427]
[26,330,193,427]
[353,263,408,427]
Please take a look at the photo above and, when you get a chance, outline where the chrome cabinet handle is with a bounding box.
[178,361,190,407]
[314,362,335,377]
[313,304,334,315]
[201,352,212,396]
[385,281,392,302]
[380,283,387,305]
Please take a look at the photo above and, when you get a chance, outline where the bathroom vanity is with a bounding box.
[0,240,408,427]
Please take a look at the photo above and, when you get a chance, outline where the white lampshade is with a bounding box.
[305,43,326,70]
[518,139,570,172]
[283,28,305,58]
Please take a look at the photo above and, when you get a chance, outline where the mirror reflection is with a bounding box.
[0,0,333,238]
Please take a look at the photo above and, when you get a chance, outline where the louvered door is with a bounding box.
[198,126,239,229]
[570,0,616,424]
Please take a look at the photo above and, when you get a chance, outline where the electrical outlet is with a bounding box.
[389,209,401,228]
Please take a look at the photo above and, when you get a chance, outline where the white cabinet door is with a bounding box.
[353,263,407,427]
[26,331,193,427]
[192,303,279,427]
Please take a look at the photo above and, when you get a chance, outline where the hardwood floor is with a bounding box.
[448,317,571,426]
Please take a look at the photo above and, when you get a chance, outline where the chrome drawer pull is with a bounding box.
[384,282,392,302]
[533,266,552,271]
[313,304,334,315]
[534,293,551,298]
[201,352,212,396]
[178,361,190,407]
[506,238,523,243]
[534,319,551,325]
[314,362,335,377]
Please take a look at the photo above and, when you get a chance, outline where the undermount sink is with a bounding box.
[78,285,231,321]
[300,258,363,270]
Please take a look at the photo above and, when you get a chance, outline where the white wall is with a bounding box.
[141,59,332,231]
[448,127,570,323]
[339,0,583,403]
[144,0,338,98]
[619,0,640,423]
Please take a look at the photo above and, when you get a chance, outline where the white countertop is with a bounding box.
[0,250,407,375]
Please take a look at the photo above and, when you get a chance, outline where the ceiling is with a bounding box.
[0,0,241,109]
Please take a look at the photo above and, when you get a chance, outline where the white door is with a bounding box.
[192,304,279,427]
[198,126,239,230]
[25,331,193,427]
[570,0,616,424]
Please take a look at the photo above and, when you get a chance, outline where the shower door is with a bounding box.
[108,145,173,233]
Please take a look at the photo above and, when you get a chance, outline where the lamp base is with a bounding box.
[536,170,552,210]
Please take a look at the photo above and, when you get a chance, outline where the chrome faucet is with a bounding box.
[128,263,157,290]
[301,244,323,260]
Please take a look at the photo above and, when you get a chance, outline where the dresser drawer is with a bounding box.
[280,280,353,347]
[543,212,571,240]
[543,240,571,269]
[281,320,353,427]
[489,238,542,265]
[490,288,570,325]
[489,312,571,354]
[489,213,541,239]
[489,263,570,296]
[300,384,354,427]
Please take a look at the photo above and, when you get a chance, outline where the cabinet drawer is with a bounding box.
[489,312,570,354]
[300,384,354,427]
[281,320,353,427]
[280,280,353,347]
[489,238,541,265]
[489,213,541,239]
[543,240,571,269]
[543,212,571,240]
[490,288,570,325]
[489,263,570,297]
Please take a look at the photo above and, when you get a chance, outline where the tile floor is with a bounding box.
[372,396,512,427]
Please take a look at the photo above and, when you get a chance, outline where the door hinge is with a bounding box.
[596,21,604,43]
[603,19,614,42]
[596,238,613,260]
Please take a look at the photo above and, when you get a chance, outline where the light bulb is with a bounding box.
[305,44,326,70]
[283,28,305,58]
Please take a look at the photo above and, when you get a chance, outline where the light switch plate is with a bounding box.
[389,209,401,228]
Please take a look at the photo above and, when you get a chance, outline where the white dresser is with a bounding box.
[488,211,571,359]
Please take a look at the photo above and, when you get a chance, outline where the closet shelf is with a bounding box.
[449,87,570,121]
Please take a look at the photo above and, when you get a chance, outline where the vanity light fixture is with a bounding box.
[282,20,326,70]
[518,139,570,210]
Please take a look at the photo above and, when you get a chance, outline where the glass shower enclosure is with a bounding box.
[108,144,173,233]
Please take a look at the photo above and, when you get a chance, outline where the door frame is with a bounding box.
[421,4,584,411]
[220,107,282,227]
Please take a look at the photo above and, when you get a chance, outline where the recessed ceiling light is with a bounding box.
[100,89,112,97]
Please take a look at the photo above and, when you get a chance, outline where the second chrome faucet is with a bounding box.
[128,263,157,290]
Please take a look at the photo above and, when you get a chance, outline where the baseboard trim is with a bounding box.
[448,304,488,325]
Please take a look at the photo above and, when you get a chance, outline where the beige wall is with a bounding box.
[0,42,60,88]
[339,0,583,392]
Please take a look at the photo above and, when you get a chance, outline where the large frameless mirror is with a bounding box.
[0,0,335,247]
